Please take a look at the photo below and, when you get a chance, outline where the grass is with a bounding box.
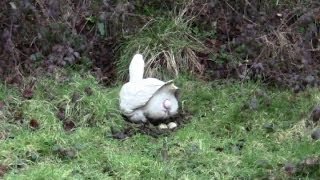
[1,70,320,179]
[117,4,207,81]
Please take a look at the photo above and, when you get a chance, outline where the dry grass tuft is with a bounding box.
[117,1,208,80]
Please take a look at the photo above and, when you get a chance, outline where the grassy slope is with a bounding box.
[0,71,320,179]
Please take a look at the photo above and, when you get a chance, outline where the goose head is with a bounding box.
[143,80,179,120]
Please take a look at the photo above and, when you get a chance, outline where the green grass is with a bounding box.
[117,6,207,81]
[1,71,320,179]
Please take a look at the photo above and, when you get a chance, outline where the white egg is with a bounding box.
[158,123,169,130]
[167,122,178,129]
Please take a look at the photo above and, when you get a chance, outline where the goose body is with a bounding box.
[119,54,179,123]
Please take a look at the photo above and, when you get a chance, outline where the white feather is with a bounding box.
[129,54,144,82]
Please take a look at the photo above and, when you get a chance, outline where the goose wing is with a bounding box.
[119,78,165,114]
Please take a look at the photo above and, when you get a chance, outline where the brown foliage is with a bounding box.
[190,1,320,89]
[1,0,319,89]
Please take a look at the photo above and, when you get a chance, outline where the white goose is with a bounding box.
[119,54,179,123]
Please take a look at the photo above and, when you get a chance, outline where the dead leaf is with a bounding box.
[0,101,4,110]
[29,119,40,130]
[22,88,33,99]
[284,163,296,175]
[0,164,8,177]
[63,120,76,132]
